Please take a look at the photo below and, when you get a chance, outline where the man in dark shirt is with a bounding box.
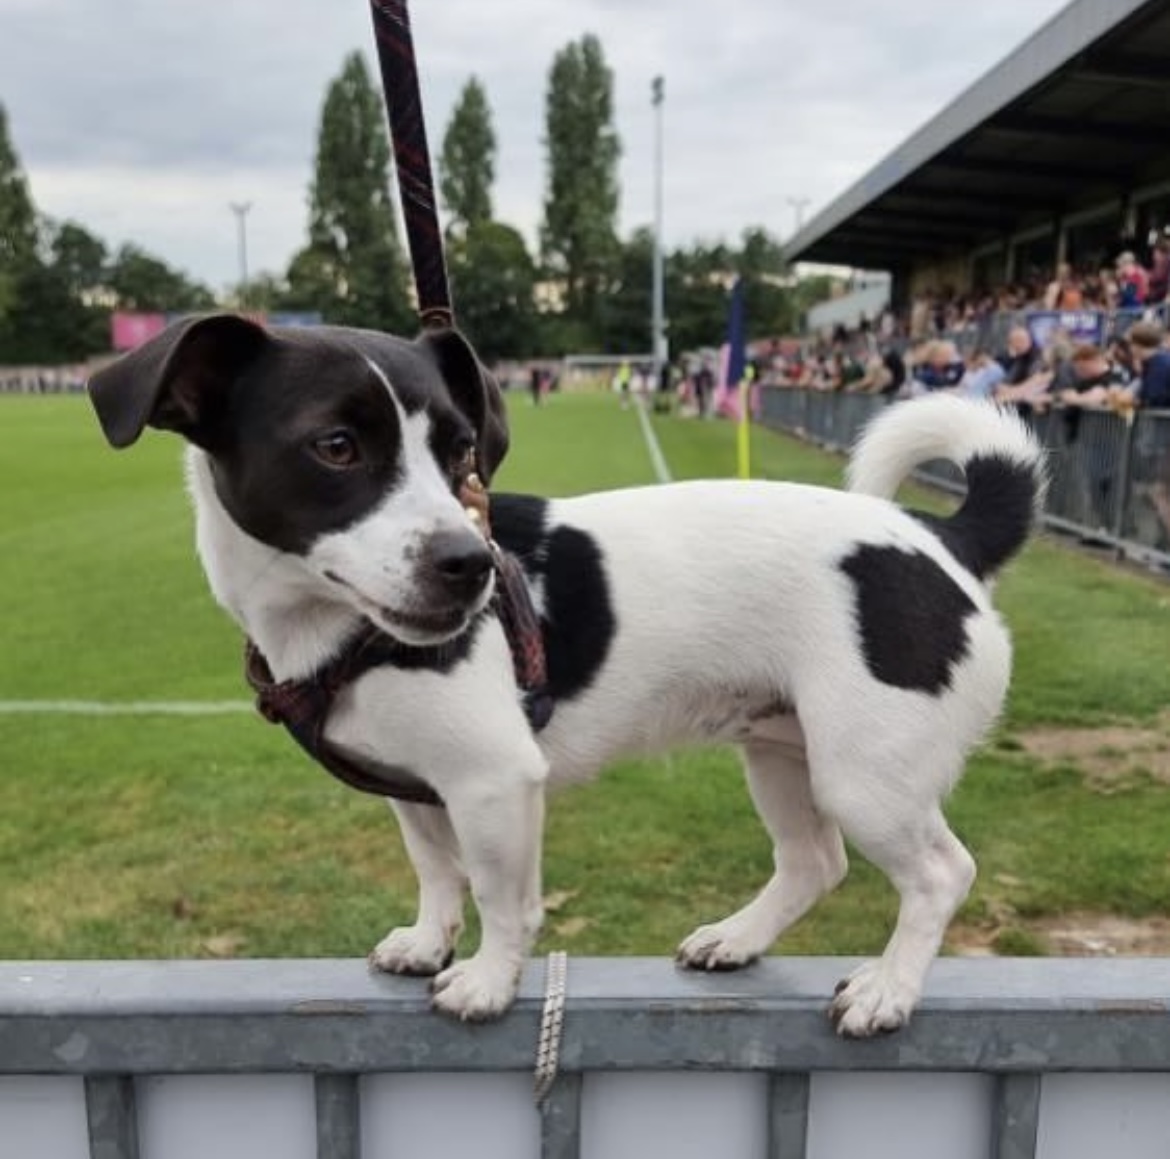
[998,325,1044,385]
[880,348,906,396]
[1124,323,1170,552]
[1055,344,1131,529]
[1127,323,1170,408]
[1060,344,1130,410]
[995,326,1051,414]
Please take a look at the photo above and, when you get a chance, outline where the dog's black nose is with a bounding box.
[427,529,493,598]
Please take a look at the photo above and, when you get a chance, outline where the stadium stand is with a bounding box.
[774,0,1170,573]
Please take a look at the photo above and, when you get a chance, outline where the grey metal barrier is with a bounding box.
[758,389,1170,571]
[3,957,1170,1159]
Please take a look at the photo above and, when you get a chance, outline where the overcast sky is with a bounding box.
[2,0,1070,292]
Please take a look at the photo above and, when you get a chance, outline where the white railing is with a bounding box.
[3,957,1170,1158]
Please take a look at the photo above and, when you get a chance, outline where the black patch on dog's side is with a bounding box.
[911,453,1037,580]
[839,544,976,694]
[492,494,615,701]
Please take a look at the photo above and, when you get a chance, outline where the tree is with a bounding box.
[737,226,793,337]
[599,227,654,354]
[237,271,291,313]
[540,35,621,343]
[448,220,536,362]
[0,104,39,327]
[49,221,107,299]
[439,78,496,235]
[292,51,413,332]
[108,243,214,312]
[666,240,735,353]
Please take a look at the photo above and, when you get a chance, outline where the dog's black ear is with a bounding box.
[417,327,509,483]
[88,313,269,449]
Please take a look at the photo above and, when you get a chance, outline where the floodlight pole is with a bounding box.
[230,201,252,307]
[786,196,810,238]
[651,76,666,385]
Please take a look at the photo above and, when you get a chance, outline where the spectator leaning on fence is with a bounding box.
[908,339,964,394]
[994,325,1051,410]
[1061,344,1131,413]
[1123,322,1170,555]
[848,347,906,397]
[953,349,1006,400]
[1125,322,1170,409]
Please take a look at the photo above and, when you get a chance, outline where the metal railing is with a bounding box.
[2,957,1170,1159]
[758,388,1170,570]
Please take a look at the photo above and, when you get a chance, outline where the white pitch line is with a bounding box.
[0,700,254,716]
[634,396,673,484]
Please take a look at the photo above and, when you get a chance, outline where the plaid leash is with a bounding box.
[259,0,547,795]
[368,0,452,330]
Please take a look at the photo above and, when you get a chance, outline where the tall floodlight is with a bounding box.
[229,201,252,306]
[786,196,810,238]
[651,76,666,383]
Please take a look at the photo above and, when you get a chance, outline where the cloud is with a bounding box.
[1,0,1069,289]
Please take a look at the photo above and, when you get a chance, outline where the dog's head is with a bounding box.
[88,313,509,646]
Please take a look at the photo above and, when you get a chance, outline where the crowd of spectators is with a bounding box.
[0,366,88,394]
[764,246,1170,556]
[777,244,1170,418]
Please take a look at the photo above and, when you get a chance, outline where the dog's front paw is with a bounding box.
[369,925,455,977]
[676,919,766,972]
[829,961,916,1038]
[430,955,521,1022]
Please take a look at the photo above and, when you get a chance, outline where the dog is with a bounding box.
[88,314,1044,1037]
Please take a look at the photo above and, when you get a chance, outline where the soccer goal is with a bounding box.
[558,353,656,393]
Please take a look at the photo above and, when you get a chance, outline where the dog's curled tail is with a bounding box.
[847,395,1047,579]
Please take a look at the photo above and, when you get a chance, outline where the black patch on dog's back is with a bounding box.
[492,494,615,701]
[839,544,976,694]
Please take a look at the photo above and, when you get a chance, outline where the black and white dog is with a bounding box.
[89,314,1044,1037]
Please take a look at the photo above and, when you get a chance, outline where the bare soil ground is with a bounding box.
[951,713,1170,956]
[1015,711,1170,788]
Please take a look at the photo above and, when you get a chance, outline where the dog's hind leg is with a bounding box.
[428,771,546,1021]
[677,740,847,971]
[370,801,467,977]
[824,788,975,1038]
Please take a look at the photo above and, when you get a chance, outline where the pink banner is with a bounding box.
[111,313,167,352]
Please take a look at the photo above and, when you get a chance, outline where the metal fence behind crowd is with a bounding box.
[759,388,1170,572]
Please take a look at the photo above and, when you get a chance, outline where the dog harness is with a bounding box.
[244,473,553,807]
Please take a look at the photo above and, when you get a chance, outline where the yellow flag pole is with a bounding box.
[736,367,753,479]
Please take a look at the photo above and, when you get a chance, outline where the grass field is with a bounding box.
[2,390,1169,964]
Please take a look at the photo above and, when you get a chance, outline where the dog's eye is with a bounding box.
[311,431,360,468]
[449,437,476,476]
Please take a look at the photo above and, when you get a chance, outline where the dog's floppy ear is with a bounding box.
[417,327,509,483]
[88,313,269,449]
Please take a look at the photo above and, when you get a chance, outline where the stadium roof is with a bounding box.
[783,0,1170,269]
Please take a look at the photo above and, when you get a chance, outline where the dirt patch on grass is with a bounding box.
[1012,711,1170,788]
[952,913,1170,958]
